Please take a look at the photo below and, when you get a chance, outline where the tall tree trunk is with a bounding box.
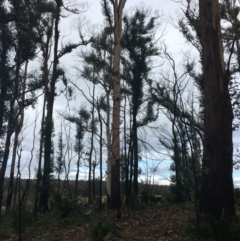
[0,58,21,216]
[0,21,9,136]
[22,108,37,206]
[34,18,52,216]
[39,1,61,211]
[0,123,14,215]
[109,0,126,210]
[97,104,103,204]
[199,0,235,219]
[88,84,95,204]
[106,91,112,206]
[33,94,46,216]
[75,153,81,198]
[6,61,28,209]
[132,105,138,196]
[123,93,129,196]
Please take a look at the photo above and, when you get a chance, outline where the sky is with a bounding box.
[5,0,240,188]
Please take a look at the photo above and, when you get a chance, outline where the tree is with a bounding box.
[75,24,114,204]
[6,61,28,209]
[0,0,13,136]
[39,0,85,211]
[199,0,235,219]
[55,118,65,196]
[0,0,41,214]
[102,0,127,209]
[73,108,91,198]
[150,46,203,204]
[121,7,159,196]
[33,0,55,216]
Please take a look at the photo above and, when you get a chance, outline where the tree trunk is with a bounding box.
[132,102,139,196]
[33,94,46,217]
[0,57,21,215]
[75,153,81,198]
[199,0,235,219]
[106,91,112,206]
[0,21,9,136]
[6,61,28,209]
[33,18,52,216]
[88,83,96,204]
[110,0,126,210]
[97,104,103,204]
[39,2,60,211]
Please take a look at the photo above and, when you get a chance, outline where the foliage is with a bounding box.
[55,126,65,177]
[179,216,240,241]
[12,208,35,234]
[51,194,83,218]
[92,220,119,241]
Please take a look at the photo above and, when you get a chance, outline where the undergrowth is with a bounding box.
[178,215,240,241]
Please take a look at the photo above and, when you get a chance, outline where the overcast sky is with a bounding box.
[6,0,240,187]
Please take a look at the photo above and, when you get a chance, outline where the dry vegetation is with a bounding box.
[0,203,196,241]
[1,183,240,241]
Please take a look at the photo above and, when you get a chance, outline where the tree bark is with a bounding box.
[97,103,103,204]
[106,91,112,206]
[0,22,8,136]
[6,61,28,209]
[199,0,235,219]
[39,1,60,211]
[88,83,96,204]
[0,55,21,215]
[110,0,126,210]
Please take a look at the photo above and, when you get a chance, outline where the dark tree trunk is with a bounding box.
[132,103,139,196]
[6,61,28,209]
[39,2,60,211]
[33,94,46,217]
[199,0,235,219]
[33,20,52,215]
[97,104,103,203]
[75,154,80,198]
[0,58,21,215]
[0,22,9,136]
[124,94,129,196]
[0,124,14,215]
[88,84,95,204]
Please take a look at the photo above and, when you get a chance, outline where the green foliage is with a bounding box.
[179,216,240,241]
[0,211,14,239]
[12,208,35,234]
[121,8,159,103]
[51,194,83,218]
[92,220,119,241]
[55,128,65,176]
[97,95,108,112]
[80,26,114,89]
[43,119,55,175]
[58,43,80,58]
[137,100,158,127]
[64,107,91,155]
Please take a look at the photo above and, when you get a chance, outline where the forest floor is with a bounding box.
[0,203,197,241]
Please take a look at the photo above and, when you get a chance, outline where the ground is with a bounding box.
[0,203,196,241]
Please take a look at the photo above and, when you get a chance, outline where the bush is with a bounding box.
[51,194,83,218]
[92,220,119,241]
[180,215,240,241]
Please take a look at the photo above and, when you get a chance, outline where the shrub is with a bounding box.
[180,215,240,241]
[51,194,83,218]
